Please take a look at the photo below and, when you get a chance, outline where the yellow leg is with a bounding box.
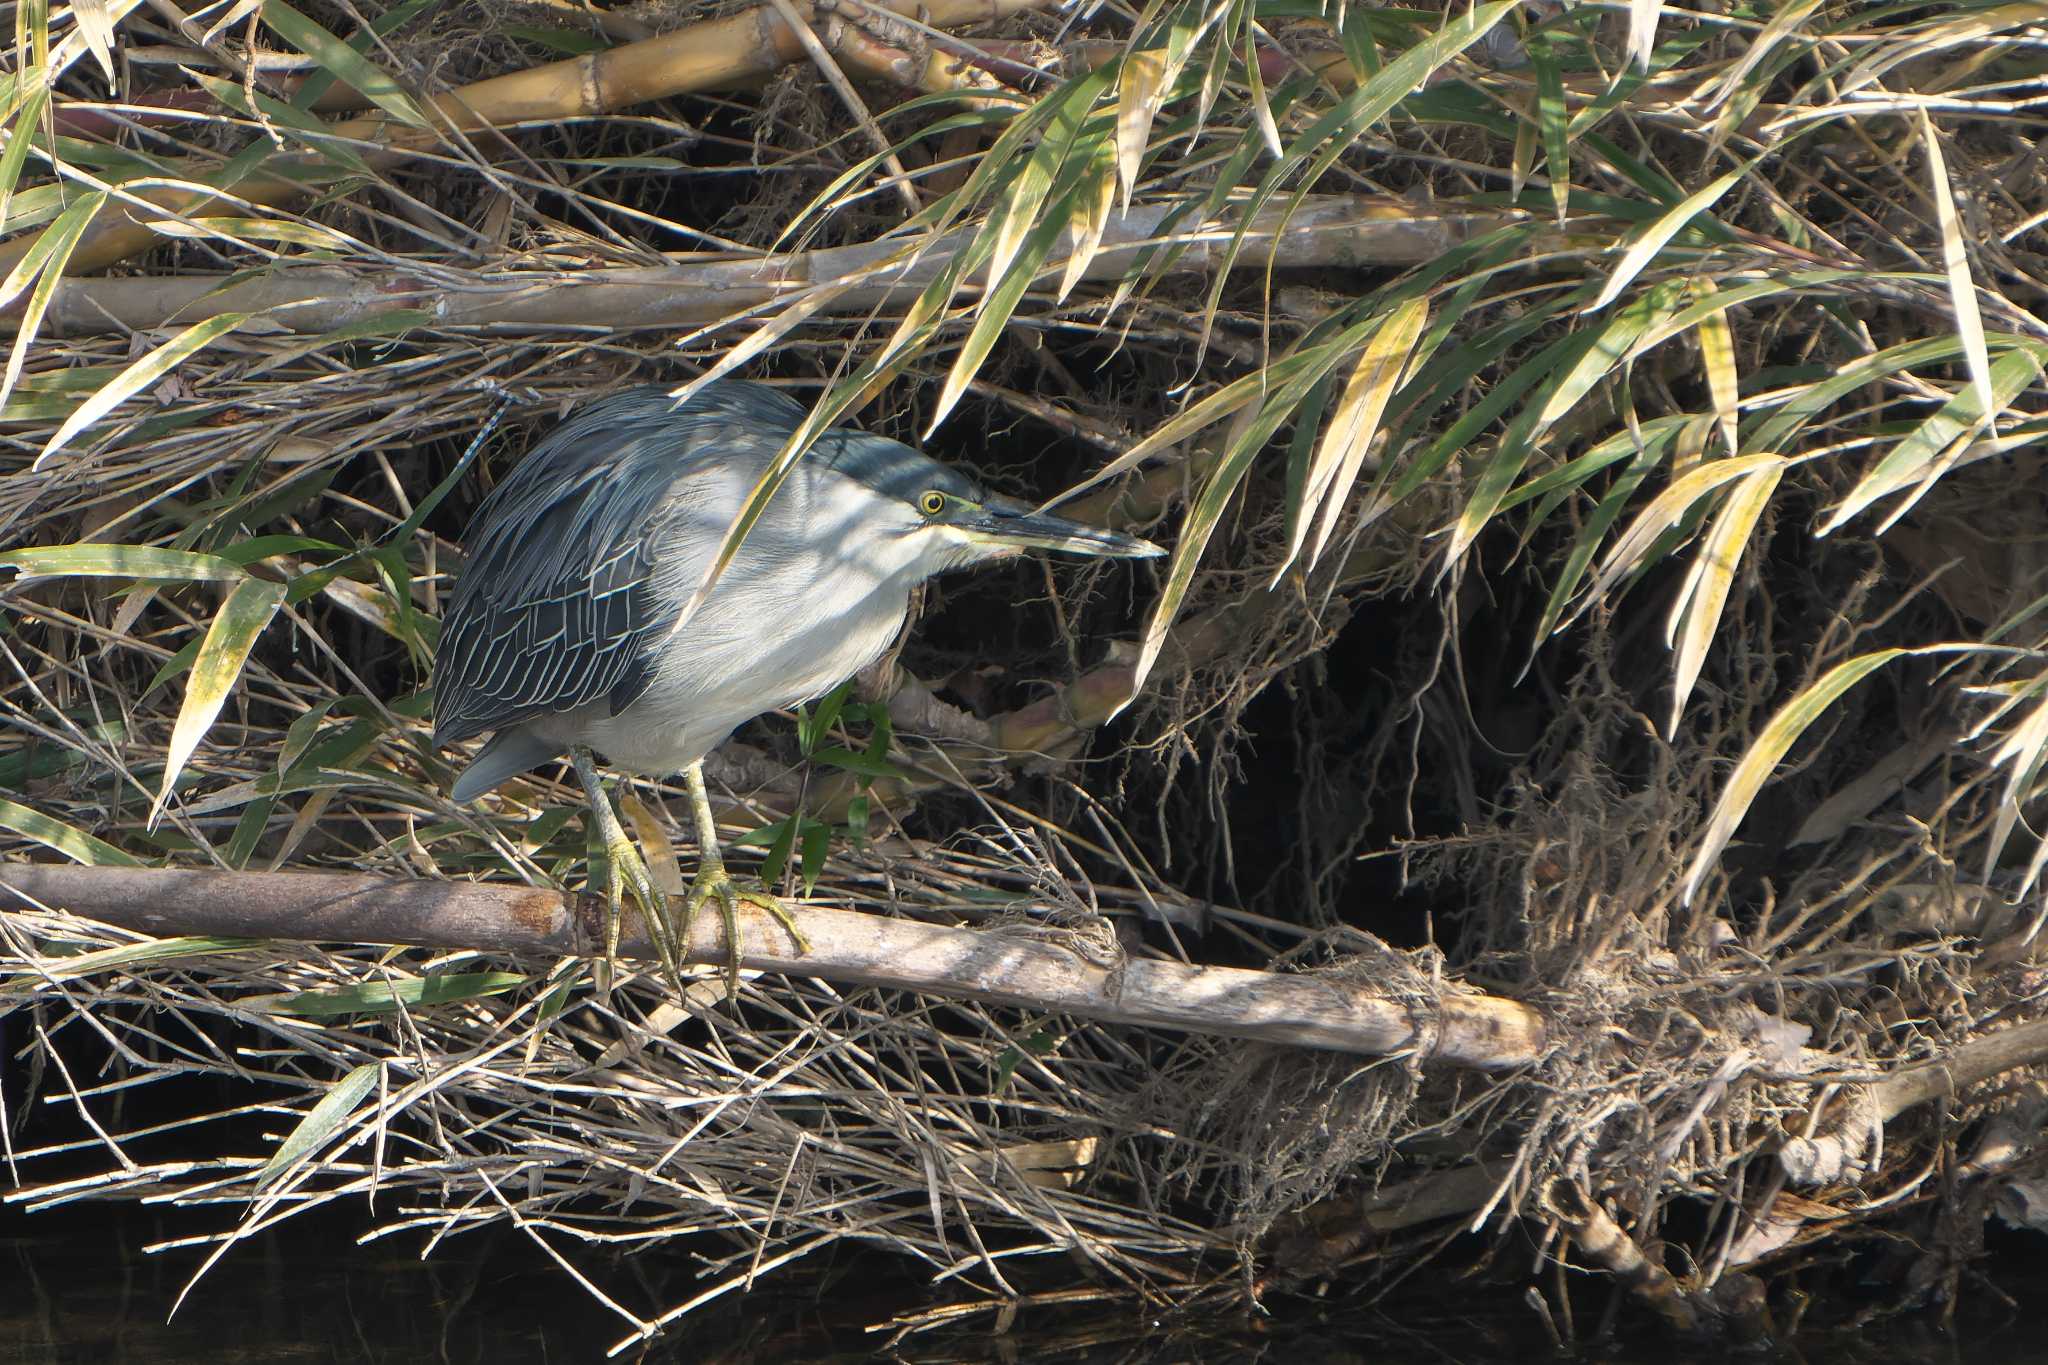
[681,759,811,996]
[571,746,684,993]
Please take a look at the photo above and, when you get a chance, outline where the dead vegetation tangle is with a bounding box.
[4,0,2048,1347]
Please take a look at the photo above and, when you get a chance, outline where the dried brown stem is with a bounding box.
[0,863,1547,1069]
[14,196,1499,335]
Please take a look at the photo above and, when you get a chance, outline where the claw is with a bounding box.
[573,749,810,999]
[681,858,810,996]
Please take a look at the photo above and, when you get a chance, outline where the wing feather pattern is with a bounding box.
[431,381,809,746]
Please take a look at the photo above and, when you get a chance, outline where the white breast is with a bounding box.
[527,459,929,778]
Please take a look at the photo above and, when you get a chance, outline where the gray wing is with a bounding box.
[431,381,807,746]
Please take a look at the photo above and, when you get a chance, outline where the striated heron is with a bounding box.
[431,381,1162,987]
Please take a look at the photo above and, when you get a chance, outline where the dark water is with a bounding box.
[4,1197,2043,1364]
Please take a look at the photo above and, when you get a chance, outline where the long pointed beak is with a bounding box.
[959,497,1165,559]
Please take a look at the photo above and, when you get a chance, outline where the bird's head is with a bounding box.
[819,433,1165,577]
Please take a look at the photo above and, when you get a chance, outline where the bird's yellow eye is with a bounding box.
[919,490,947,517]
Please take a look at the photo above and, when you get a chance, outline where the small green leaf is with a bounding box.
[255,1062,379,1191]
[799,821,831,896]
[798,680,855,756]
[756,814,799,888]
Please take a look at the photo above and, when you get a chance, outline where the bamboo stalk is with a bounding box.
[13,196,1501,334]
[0,862,1547,1069]
[0,0,1053,279]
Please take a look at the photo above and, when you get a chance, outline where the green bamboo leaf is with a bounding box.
[930,179,1083,432]
[28,936,253,979]
[1748,334,1975,456]
[1665,461,1783,736]
[1532,36,1569,225]
[35,313,253,469]
[1279,296,1429,582]
[255,1063,380,1191]
[0,795,143,866]
[1583,168,1744,315]
[799,820,830,897]
[1521,426,1677,674]
[1441,305,1657,576]
[262,1,433,129]
[0,190,106,408]
[1583,453,1786,613]
[1920,107,1995,436]
[0,81,49,232]
[252,972,530,1018]
[1120,346,1355,709]
[151,576,287,828]
[1820,347,2042,535]
[1680,645,1984,905]
[1,543,247,582]
[757,814,799,887]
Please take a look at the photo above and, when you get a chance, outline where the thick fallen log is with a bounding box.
[15,196,1498,336]
[0,863,1545,1070]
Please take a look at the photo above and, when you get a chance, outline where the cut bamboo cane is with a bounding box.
[0,862,1546,1070]
[14,195,1502,334]
[0,0,1053,279]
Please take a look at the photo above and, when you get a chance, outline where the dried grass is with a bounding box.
[5,0,2048,1344]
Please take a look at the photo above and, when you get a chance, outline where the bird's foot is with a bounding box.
[682,855,812,997]
[596,824,686,995]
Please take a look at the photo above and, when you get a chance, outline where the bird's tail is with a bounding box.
[450,728,562,803]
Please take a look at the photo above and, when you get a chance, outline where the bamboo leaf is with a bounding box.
[1055,147,1117,301]
[1665,461,1782,736]
[255,1063,380,1191]
[1115,48,1168,208]
[1584,453,1785,611]
[0,189,105,408]
[931,181,1083,432]
[1533,37,1569,225]
[1278,296,1428,583]
[1692,284,1741,456]
[0,796,143,866]
[151,577,288,828]
[1919,107,1994,433]
[1,543,247,582]
[28,936,254,979]
[1583,168,1744,314]
[1627,0,1662,70]
[1983,684,2048,896]
[72,0,121,88]
[1681,645,1983,905]
[35,313,253,470]
[1819,347,2042,535]
[0,81,49,233]
[253,972,530,1018]
[262,1,433,129]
